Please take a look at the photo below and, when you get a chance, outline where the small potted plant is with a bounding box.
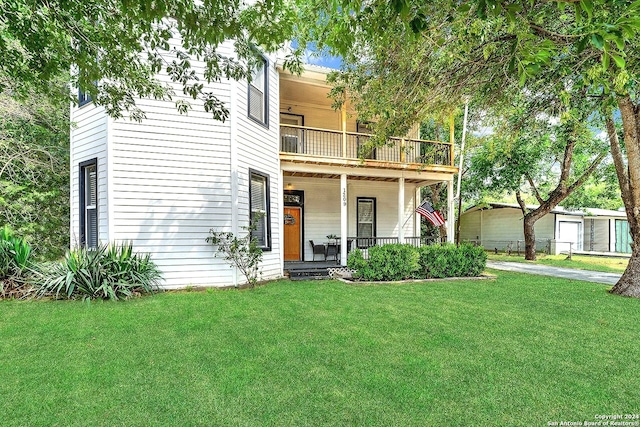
[326,234,338,243]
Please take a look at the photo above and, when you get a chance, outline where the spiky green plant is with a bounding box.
[0,225,34,298]
[37,242,162,300]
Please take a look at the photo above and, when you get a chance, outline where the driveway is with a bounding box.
[486,260,621,285]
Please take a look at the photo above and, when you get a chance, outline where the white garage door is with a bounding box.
[558,221,581,253]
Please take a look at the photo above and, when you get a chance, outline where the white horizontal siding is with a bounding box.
[232,55,282,280]
[460,210,481,242]
[107,41,239,289]
[462,207,556,250]
[69,102,109,247]
[283,177,421,261]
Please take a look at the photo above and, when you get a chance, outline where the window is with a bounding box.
[357,197,376,248]
[79,159,98,248]
[280,113,304,153]
[78,87,92,106]
[248,56,268,126]
[356,121,375,159]
[249,170,271,250]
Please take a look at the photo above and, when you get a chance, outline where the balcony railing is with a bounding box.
[280,125,453,167]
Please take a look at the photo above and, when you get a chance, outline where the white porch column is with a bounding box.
[398,177,405,243]
[340,174,348,265]
[415,186,421,238]
[447,178,455,243]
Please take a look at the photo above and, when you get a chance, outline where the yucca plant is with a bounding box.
[0,225,35,299]
[37,242,162,300]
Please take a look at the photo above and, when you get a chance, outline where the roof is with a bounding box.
[463,202,626,218]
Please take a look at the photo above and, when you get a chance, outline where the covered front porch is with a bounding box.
[279,165,456,267]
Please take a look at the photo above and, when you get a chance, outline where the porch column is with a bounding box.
[415,186,421,238]
[341,106,347,158]
[398,177,405,243]
[340,174,348,266]
[447,177,455,243]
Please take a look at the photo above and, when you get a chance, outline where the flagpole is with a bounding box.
[454,98,469,244]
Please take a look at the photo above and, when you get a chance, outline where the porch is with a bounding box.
[284,236,444,279]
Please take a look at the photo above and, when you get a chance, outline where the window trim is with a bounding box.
[247,55,269,128]
[79,158,98,248]
[249,169,272,251]
[356,197,377,248]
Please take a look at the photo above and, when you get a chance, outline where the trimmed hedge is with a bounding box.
[347,243,486,281]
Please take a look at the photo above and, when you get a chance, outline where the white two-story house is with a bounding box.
[70,42,458,288]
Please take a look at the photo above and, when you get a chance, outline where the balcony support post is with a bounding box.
[398,177,405,243]
[340,174,348,265]
[415,186,421,239]
[400,138,406,163]
[447,177,455,243]
[341,106,347,158]
[449,112,455,167]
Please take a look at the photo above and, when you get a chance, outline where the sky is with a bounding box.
[291,40,343,70]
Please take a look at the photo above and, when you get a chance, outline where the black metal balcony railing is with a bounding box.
[280,125,452,167]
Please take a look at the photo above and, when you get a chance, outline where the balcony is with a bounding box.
[280,125,453,171]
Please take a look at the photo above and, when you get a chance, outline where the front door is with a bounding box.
[284,207,302,261]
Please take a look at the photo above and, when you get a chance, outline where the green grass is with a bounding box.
[488,253,629,273]
[1,273,639,426]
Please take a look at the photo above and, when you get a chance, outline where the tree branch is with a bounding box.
[606,113,630,204]
[515,190,528,215]
[566,150,607,195]
[525,173,545,204]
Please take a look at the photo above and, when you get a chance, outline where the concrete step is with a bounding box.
[288,269,331,281]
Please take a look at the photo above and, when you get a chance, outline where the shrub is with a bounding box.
[0,225,34,299]
[418,243,486,279]
[349,244,420,281]
[347,242,486,281]
[36,242,162,300]
[346,247,368,276]
[206,219,263,288]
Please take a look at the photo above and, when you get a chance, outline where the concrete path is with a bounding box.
[486,260,622,285]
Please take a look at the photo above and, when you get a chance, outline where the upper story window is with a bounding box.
[248,56,268,127]
[78,86,92,107]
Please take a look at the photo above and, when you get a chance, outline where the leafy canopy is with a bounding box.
[1,0,299,121]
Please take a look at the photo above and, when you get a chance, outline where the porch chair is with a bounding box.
[309,240,326,261]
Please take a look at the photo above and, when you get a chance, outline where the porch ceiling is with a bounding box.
[283,170,436,185]
[281,158,456,186]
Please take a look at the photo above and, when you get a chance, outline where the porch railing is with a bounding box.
[280,125,452,167]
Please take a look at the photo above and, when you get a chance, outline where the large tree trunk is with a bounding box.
[523,214,537,260]
[608,96,640,297]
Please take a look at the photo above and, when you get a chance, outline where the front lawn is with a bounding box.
[488,253,629,273]
[1,273,639,426]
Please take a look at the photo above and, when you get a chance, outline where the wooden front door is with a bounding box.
[284,207,302,261]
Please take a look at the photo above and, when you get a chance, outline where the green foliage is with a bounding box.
[418,243,486,279]
[347,243,486,281]
[36,242,162,300]
[348,244,420,281]
[0,225,34,298]
[206,220,263,288]
[1,0,299,120]
[0,91,70,261]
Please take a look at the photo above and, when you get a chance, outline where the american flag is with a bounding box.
[416,200,446,227]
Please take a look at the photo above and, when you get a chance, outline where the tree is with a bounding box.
[1,0,299,121]
[295,0,640,297]
[466,102,607,259]
[0,90,69,260]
